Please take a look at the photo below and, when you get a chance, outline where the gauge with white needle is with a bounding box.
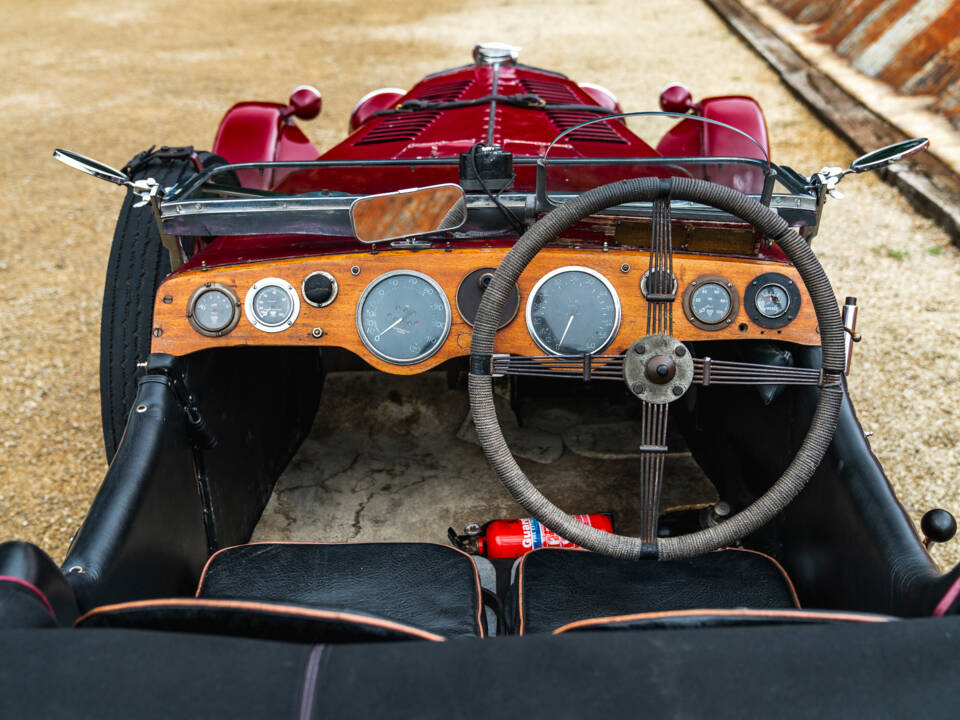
[526,267,621,355]
[356,270,451,365]
[375,316,404,341]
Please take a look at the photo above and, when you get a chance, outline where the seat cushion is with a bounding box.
[76,598,445,643]
[511,548,799,634]
[197,542,484,639]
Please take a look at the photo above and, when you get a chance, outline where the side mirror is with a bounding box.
[53,148,131,185]
[850,138,928,173]
[350,184,467,244]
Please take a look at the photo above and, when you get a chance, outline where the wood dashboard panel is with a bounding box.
[151,248,820,374]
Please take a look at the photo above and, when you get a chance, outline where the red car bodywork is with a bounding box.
[195,61,774,270]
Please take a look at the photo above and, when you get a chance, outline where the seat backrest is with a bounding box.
[76,598,446,643]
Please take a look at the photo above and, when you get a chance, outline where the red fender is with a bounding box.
[656,93,769,194]
[212,102,320,189]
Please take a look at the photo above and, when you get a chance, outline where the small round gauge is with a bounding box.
[755,283,790,318]
[743,272,801,329]
[356,270,451,365]
[690,283,733,324]
[187,283,240,337]
[244,278,300,333]
[681,275,739,331]
[525,267,621,355]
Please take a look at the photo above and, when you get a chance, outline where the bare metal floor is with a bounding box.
[253,372,717,545]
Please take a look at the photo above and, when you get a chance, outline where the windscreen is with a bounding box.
[542,111,771,202]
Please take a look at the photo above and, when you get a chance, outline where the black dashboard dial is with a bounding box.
[525,267,621,355]
[356,270,451,365]
[744,272,801,329]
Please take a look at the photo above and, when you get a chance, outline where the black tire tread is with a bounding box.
[100,151,228,461]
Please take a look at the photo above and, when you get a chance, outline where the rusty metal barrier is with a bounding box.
[768,0,960,131]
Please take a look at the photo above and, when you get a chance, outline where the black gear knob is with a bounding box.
[921,509,957,546]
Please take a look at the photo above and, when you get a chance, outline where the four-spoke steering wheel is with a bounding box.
[468,177,844,560]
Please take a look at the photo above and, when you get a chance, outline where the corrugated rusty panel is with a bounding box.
[767,0,960,129]
[902,39,960,94]
[897,16,960,93]
[813,0,889,46]
[768,0,840,24]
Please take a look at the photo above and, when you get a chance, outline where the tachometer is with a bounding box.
[356,270,451,365]
[525,267,620,355]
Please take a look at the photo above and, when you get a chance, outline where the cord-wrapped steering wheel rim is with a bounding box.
[468,176,844,561]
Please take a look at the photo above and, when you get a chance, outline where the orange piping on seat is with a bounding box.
[193,540,486,638]
[551,608,894,634]
[75,597,446,641]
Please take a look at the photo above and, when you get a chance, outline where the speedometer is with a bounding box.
[356,270,451,365]
[525,267,620,355]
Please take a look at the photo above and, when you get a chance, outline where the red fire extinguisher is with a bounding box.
[449,513,614,559]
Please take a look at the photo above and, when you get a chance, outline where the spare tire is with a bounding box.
[100,148,233,461]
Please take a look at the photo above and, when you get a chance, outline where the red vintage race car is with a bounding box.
[2,43,955,717]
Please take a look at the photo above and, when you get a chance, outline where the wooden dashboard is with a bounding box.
[151,247,820,374]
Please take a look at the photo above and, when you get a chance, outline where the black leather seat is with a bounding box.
[0,541,78,629]
[510,548,800,634]
[78,542,485,642]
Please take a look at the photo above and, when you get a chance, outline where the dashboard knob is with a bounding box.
[302,271,338,307]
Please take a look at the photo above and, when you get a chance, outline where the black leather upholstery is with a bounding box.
[197,543,484,639]
[76,542,484,642]
[77,598,446,643]
[0,583,57,629]
[0,541,78,625]
[511,548,798,634]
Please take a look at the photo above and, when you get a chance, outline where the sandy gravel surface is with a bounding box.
[1,0,957,569]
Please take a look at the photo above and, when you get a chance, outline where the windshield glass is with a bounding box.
[542,111,771,200]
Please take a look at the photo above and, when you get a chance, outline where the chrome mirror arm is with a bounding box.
[53,149,183,270]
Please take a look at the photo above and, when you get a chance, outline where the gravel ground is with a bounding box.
[1,0,957,569]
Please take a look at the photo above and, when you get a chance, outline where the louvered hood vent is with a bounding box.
[355,78,474,146]
[520,78,626,144]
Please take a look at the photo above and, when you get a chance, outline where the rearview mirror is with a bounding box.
[350,184,467,244]
[850,138,928,174]
[53,149,131,185]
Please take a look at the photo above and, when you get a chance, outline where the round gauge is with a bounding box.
[743,272,801,329]
[244,278,300,333]
[690,283,733,324]
[755,283,790,318]
[187,283,240,337]
[525,267,621,355]
[681,275,739,331]
[356,270,451,365]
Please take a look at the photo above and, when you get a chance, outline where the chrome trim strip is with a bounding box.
[160,193,816,238]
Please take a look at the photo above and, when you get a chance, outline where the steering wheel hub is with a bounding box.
[624,334,694,403]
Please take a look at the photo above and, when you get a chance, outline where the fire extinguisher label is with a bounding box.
[520,514,594,550]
